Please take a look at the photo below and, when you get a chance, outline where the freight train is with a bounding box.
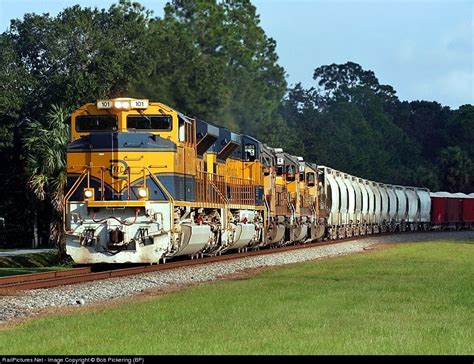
[64,98,474,264]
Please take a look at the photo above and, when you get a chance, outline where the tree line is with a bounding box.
[0,0,472,248]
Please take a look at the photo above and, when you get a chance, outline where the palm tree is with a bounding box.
[23,105,69,256]
[438,146,473,193]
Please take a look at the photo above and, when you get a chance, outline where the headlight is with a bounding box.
[97,99,148,110]
[138,188,148,198]
[83,188,94,199]
[113,101,130,109]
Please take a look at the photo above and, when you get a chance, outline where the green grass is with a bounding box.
[0,240,473,355]
[0,251,70,276]
[0,251,62,268]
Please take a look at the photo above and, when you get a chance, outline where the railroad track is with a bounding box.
[0,232,408,292]
[0,238,357,292]
[0,267,93,291]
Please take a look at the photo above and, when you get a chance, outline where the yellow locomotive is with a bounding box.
[64,98,322,263]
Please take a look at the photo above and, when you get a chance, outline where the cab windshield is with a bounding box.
[127,115,172,130]
[76,115,118,132]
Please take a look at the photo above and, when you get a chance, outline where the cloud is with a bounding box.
[440,21,474,63]
[437,70,473,103]
[395,18,473,107]
[416,69,473,108]
[397,40,416,63]
[397,20,473,65]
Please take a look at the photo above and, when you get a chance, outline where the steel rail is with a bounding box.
[0,267,92,288]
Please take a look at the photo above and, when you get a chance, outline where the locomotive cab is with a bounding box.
[69,98,198,200]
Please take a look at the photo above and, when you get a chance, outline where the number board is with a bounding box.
[97,100,113,109]
[131,100,149,109]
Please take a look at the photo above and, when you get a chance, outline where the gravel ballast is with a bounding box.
[1,231,472,325]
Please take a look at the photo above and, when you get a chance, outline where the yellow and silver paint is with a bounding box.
[65,98,264,263]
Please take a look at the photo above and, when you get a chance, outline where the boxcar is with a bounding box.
[446,194,463,224]
[452,193,474,226]
[430,192,448,225]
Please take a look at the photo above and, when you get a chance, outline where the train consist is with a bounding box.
[64,98,473,264]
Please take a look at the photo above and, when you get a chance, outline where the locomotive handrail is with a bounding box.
[63,165,174,236]
[263,195,271,223]
[208,178,229,204]
[65,165,175,204]
[63,168,89,232]
[145,167,174,202]
[287,192,296,216]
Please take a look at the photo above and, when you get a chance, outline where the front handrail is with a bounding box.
[63,166,176,232]
[145,167,174,202]
[63,168,88,232]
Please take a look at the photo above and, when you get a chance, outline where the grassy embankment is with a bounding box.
[0,240,472,354]
[0,251,67,276]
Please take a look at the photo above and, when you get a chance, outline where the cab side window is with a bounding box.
[245,144,256,161]
[178,115,195,145]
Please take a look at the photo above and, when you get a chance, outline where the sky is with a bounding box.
[0,0,472,108]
